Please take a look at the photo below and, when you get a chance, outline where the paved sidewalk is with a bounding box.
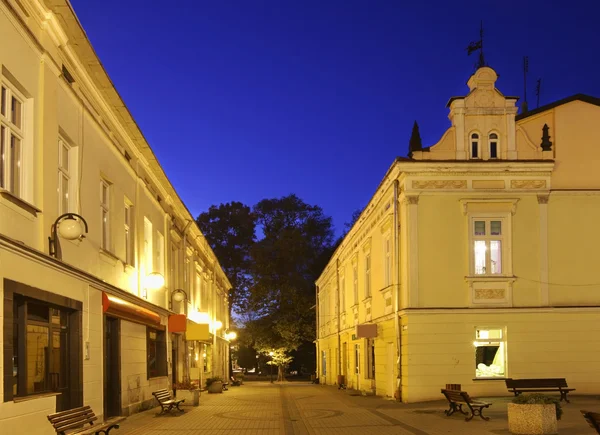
[116,381,600,434]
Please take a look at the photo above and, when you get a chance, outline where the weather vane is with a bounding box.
[466,21,486,69]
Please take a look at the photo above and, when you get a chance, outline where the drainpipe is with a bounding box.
[181,219,193,382]
[393,179,402,401]
[336,258,342,385]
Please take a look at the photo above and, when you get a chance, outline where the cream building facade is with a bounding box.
[316,66,600,403]
[0,0,231,433]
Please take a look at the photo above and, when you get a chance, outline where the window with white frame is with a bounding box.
[0,82,24,196]
[470,133,480,159]
[364,254,371,298]
[474,327,506,378]
[194,270,201,310]
[58,139,71,215]
[143,218,153,277]
[124,202,133,265]
[354,344,360,375]
[100,179,110,250]
[156,231,165,278]
[339,275,345,313]
[384,235,391,288]
[472,218,504,275]
[489,133,499,159]
[170,241,180,290]
[352,264,358,304]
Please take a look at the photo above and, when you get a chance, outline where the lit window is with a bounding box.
[0,82,24,197]
[489,133,499,159]
[100,179,110,250]
[124,202,133,265]
[470,133,480,159]
[354,344,360,375]
[143,217,153,278]
[474,327,506,378]
[353,265,358,304]
[472,219,503,275]
[156,231,165,277]
[339,275,345,313]
[364,254,371,298]
[57,139,77,215]
[384,236,391,287]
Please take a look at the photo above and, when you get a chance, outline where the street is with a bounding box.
[117,381,598,435]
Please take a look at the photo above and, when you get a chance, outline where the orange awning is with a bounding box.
[102,292,161,326]
[168,314,187,333]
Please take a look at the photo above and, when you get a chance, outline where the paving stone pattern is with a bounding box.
[117,382,600,435]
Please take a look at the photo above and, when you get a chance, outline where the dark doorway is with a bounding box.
[103,316,121,418]
[171,334,178,394]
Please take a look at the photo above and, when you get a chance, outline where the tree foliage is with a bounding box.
[196,202,255,315]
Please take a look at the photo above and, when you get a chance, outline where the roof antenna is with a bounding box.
[535,78,542,108]
[522,56,529,114]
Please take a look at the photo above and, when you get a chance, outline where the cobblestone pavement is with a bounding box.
[117,382,600,435]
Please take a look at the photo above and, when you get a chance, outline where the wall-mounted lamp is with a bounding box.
[214,320,223,330]
[169,288,188,309]
[225,330,237,341]
[49,213,89,259]
[145,272,165,291]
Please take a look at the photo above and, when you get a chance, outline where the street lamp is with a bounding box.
[48,213,89,259]
[169,288,188,309]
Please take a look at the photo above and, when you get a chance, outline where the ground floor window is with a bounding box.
[354,344,360,375]
[366,339,375,379]
[474,327,506,378]
[321,350,326,376]
[147,327,167,378]
[202,343,212,373]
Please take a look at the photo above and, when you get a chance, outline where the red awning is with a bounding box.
[102,293,161,326]
[168,314,187,333]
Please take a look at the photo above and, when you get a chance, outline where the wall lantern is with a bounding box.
[48,213,89,259]
[214,320,223,330]
[145,272,165,291]
[169,288,188,309]
[225,330,237,341]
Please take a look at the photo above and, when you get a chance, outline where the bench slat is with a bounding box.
[50,409,96,426]
[506,378,569,388]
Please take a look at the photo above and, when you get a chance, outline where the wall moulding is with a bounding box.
[411,180,467,189]
[510,180,547,189]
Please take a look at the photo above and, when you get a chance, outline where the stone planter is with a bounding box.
[508,403,557,434]
[207,381,223,394]
[176,389,200,406]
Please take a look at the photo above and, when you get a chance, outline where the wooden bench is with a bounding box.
[47,406,125,435]
[152,389,185,414]
[505,378,575,402]
[440,389,491,421]
[582,410,600,434]
[230,376,242,386]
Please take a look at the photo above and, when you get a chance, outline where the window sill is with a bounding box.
[473,377,507,381]
[99,248,119,265]
[362,296,372,304]
[465,275,516,282]
[13,392,61,403]
[148,375,168,381]
[0,189,41,217]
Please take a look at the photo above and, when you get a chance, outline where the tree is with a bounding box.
[408,120,423,158]
[248,195,336,371]
[196,202,255,315]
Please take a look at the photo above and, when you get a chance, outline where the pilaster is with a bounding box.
[538,194,549,305]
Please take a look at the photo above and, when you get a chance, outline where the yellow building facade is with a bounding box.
[0,1,231,432]
[316,66,600,403]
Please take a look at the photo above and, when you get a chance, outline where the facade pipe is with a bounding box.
[336,258,342,386]
[181,219,193,382]
[393,178,402,401]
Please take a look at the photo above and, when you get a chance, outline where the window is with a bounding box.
[57,139,71,215]
[194,271,201,310]
[339,275,345,313]
[470,133,480,159]
[384,236,391,288]
[147,327,167,378]
[321,350,327,376]
[100,180,110,250]
[0,82,24,197]
[489,133,499,159]
[352,265,358,304]
[143,218,153,296]
[472,218,504,275]
[365,339,375,380]
[202,343,211,373]
[156,231,165,278]
[124,202,133,265]
[11,296,70,397]
[354,344,360,375]
[170,241,180,290]
[474,327,506,378]
[364,254,371,298]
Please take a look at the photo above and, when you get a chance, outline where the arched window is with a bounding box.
[489,133,499,159]
[470,133,480,159]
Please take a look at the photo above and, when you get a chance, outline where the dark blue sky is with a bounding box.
[71,1,600,235]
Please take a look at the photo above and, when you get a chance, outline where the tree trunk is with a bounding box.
[278,365,284,382]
